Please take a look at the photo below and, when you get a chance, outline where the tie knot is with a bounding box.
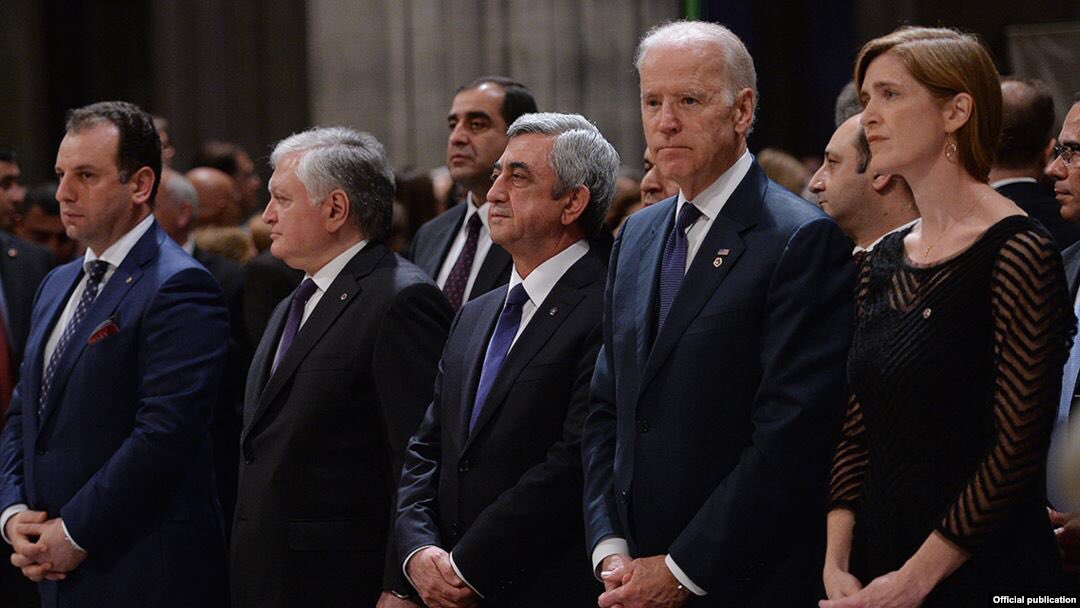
[466,212,483,233]
[505,283,529,309]
[85,260,110,283]
[293,278,318,303]
[676,203,702,232]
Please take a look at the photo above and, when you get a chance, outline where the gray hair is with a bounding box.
[161,170,200,216]
[270,126,395,242]
[506,112,620,237]
[635,20,758,127]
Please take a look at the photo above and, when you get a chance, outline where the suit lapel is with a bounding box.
[639,165,764,394]
[463,254,598,449]
[245,245,386,437]
[1066,246,1080,302]
[242,299,289,433]
[430,204,466,277]
[38,225,159,430]
[633,200,672,374]
[469,244,511,300]
[20,262,81,436]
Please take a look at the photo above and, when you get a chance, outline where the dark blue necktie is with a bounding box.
[40,260,110,417]
[469,283,529,432]
[657,203,702,329]
[272,278,318,373]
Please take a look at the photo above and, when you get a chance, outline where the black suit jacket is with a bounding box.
[241,249,303,348]
[997,180,1080,251]
[396,248,606,606]
[230,243,452,608]
[582,162,856,606]
[406,202,512,302]
[0,233,53,370]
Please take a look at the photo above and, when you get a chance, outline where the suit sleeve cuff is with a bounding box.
[591,536,630,580]
[0,504,28,544]
[665,554,706,596]
[402,545,433,589]
[60,519,85,553]
[448,551,485,599]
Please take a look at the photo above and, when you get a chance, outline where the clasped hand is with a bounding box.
[405,546,478,608]
[598,554,690,608]
[5,510,86,582]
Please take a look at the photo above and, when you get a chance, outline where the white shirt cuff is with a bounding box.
[0,504,28,544]
[402,544,433,589]
[448,551,485,599]
[60,519,85,552]
[591,536,630,580]
[665,554,706,596]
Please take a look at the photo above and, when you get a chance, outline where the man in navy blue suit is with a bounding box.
[0,101,229,607]
[582,22,855,607]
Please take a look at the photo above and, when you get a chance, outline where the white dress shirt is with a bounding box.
[1,213,156,548]
[435,193,494,300]
[271,239,368,365]
[404,239,590,597]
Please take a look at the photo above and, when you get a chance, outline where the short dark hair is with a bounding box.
[193,140,246,177]
[0,147,16,164]
[21,182,60,216]
[996,77,1055,169]
[852,127,871,174]
[834,81,862,127]
[458,76,538,127]
[65,101,162,204]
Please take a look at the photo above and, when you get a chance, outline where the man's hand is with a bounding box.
[1050,508,1080,574]
[375,591,421,608]
[598,554,691,608]
[600,553,633,592]
[12,518,86,581]
[6,510,57,582]
[404,546,478,608]
[822,562,863,600]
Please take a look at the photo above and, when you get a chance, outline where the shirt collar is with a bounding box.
[675,149,754,220]
[182,237,196,255]
[464,192,491,232]
[305,239,369,294]
[507,239,590,308]
[84,214,156,271]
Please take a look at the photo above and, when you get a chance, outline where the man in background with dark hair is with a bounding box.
[0,101,229,607]
[0,148,28,232]
[992,77,1080,250]
[14,184,77,264]
[407,76,538,311]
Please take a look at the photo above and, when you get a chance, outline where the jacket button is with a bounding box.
[458,459,471,473]
[450,523,460,536]
[243,455,254,465]
[636,419,650,433]
[618,490,628,504]
[36,448,45,456]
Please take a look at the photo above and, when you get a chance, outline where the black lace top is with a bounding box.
[828,216,1075,600]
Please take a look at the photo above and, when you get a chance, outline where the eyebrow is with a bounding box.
[56,163,100,173]
[448,110,494,122]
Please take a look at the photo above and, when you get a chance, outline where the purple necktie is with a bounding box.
[272,278,318,373]
[443,213,483,311]
[657,203,702,330]
[469,283,529,432]
[40,260,110,417]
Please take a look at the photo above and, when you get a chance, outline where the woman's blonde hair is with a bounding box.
[855,27,1002,182]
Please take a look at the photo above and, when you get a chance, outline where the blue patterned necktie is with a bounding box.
[39,260,110,417]
[469,283,529,432]
[272,278,318,373]
[657,203,702,330]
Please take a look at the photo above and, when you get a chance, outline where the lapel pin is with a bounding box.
[548,306,558,316]
[713,248,731,268]
[6,248,16,258]
[340,292,348,300]
[125,276,133,284]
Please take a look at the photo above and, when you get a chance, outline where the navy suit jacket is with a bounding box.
[231,243,452,608]
[582,162,855,606]
[396,248,606,606]
[997,180,1080,251]
[406,201,512,302]
[0,233,54,370]
[0,222,229,607]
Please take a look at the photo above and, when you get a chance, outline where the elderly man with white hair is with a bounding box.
[582,21,855,607]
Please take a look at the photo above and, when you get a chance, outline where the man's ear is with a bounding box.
[130,167,156,206]
[562,185,590,226]
[732,88,755,135]
[870,173,894,194]
[324,189,351,231]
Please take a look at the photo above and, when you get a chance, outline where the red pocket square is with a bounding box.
[88,319,120,345]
